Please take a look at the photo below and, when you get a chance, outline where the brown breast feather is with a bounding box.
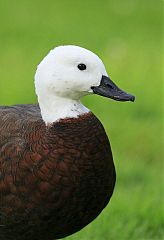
[0,104,116,240]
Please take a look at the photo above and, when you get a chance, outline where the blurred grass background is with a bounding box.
[0,0,163,239]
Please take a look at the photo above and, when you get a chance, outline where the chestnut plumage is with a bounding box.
[0,104,116,240]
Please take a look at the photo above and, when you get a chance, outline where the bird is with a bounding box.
[0,45,135,240]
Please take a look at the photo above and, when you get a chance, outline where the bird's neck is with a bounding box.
[38,95,90,125]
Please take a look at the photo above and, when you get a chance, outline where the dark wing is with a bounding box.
[0,104,45,223]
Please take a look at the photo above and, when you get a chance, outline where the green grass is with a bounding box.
[0,0,163,239]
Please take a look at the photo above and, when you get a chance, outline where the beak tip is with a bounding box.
[130,95,135,102]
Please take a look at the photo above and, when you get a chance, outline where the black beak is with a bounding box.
[91,75,135,102]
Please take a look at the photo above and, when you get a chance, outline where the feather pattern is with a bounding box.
[0,104,115,240]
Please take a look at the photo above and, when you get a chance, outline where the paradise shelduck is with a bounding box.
[0,45,135,240]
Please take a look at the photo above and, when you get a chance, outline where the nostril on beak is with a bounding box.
[106,83,114,89]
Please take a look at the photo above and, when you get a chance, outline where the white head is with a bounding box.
[35,45,108,124]
[35,45,134,125]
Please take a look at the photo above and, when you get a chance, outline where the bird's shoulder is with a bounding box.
[0,104,46,161]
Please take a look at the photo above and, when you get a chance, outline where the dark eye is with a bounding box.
[77,63,86,71]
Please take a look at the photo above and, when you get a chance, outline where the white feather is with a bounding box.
[35,45,108,125]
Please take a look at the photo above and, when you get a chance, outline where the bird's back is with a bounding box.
[0,104,42,145]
